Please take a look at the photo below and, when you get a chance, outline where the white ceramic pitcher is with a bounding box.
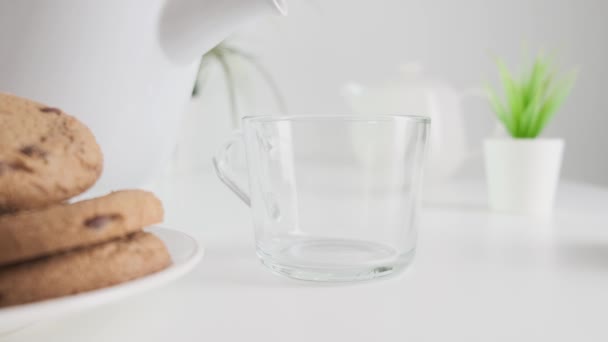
[0,0,287,195]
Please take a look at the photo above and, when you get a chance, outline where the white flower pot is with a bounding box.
[484,138,565,216]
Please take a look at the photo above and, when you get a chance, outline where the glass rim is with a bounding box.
[242,114,431,124]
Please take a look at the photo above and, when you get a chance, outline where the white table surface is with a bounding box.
[6,172,608,342]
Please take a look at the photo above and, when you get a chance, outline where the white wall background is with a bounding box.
[213,0,608,185]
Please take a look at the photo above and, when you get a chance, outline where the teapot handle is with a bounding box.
[459,88,503,161]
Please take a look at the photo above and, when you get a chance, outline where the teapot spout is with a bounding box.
[159,0,287,64]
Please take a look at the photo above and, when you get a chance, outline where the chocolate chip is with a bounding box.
[84,214,122,229]
[20,145,47,159]
[0,208,15,215]
[0,160,33,174]
[39,107,61,115]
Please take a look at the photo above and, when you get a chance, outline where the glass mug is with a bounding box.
[213,115,430,282]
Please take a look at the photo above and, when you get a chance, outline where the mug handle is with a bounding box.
[212,131,251,206]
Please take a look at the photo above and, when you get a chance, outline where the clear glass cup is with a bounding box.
[213,115,430,282]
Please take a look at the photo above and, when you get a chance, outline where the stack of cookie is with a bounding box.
[0,93,171,307]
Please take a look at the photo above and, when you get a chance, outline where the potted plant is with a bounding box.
[484,53,575,216]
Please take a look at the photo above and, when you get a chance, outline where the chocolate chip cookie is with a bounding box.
[0,92,103,211]
[0,190,163,267]
[0,231,171,307]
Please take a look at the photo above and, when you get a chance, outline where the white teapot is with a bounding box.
[0,0,287,195]
[342,64,484,185]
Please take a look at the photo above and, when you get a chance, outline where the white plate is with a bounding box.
[0,226,203,335]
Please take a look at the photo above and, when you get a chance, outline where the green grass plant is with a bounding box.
[486,54,575,138]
